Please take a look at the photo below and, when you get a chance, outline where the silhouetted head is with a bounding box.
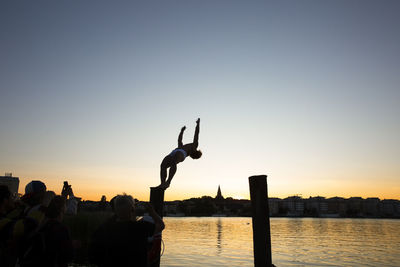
[46,195,66,220]
[22,180,47,207]
[115,194,136,221]
[190,150,202,159]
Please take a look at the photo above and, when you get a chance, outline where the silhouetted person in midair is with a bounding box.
[159,118,202,189]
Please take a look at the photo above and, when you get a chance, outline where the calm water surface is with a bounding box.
[160,217,399,267]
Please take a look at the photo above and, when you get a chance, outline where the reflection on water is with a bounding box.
[161,217,400,267]
[217,219,222,254]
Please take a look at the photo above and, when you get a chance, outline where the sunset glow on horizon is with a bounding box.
[1,1,399,202]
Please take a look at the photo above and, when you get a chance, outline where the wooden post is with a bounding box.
[249,175,272,267]
[150,187,165,218]
[149,187,165,267]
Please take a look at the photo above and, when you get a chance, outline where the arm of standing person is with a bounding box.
[143,203,165,233]
[178,126,186,148]
[193,118,200,148]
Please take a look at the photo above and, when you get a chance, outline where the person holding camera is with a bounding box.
[61,181,77,215]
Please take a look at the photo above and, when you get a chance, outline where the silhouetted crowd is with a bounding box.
[0,181,164,267]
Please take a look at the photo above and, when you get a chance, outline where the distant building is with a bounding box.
[162,192,399,218]
[164,201,180,215]
[0,173,19,194]
[215,185,224,201]
[306,196,328,215]
[283,196,304,216]
[327,197,347,216]
[364,198,380,217]
[268,198,280,216]
[347,197,364,216]
[380,199,400,217]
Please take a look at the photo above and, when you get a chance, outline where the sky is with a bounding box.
[1,1,399,201]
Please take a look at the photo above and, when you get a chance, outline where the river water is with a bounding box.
[160,217,399,267]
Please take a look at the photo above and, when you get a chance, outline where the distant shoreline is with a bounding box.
[78,194,400,219]
[161,215,400,219]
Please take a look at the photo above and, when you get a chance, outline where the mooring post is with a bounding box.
[249,175,272,267]
[150,187,165,218]
[149,187,165,267]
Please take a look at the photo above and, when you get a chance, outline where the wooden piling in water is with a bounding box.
[150,187,165,218]
[249,175,272,267]
[149,187,165,267]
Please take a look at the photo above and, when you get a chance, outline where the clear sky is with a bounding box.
[1,1,399,201]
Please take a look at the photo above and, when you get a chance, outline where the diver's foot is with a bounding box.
[158,182,170,190]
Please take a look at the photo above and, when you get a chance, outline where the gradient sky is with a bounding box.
[1,1,399,201]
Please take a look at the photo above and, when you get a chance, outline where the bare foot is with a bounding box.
[158,182,170,190]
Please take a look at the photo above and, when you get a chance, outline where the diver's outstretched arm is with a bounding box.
[178,126,186,148]
[193,118,200,147]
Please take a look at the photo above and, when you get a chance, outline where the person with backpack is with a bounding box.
[2,181,49,267]
[13,181,48,242]
[17,195,73,267]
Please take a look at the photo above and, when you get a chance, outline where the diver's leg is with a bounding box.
[159,156,169,188]
[164,164,177,189]
[160,165,167,185]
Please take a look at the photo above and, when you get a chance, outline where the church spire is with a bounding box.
[216,185,224,200]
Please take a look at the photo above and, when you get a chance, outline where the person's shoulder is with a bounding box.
[137,219,153,226]
[130,219,148,229]
[136,218,155,233]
